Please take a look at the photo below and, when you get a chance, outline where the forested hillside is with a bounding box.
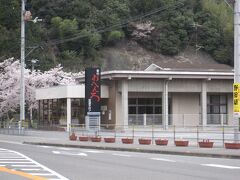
[0,0,233,71]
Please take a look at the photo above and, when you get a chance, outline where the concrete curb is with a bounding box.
[23,141,240,159]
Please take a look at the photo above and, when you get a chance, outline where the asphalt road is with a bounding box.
[0,141,240,180]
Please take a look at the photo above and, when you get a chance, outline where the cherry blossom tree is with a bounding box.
[0,58,82,121]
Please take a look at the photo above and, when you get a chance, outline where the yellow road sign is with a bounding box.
[233,83,240,113]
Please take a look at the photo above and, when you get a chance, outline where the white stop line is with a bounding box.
[201,164,240,169]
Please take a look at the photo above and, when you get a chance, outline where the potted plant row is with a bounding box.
[79,136,89,141]
[198,139,214,148]
[69,132,77,141]
[175,139,189,147]
[121,137,134,144]
[155,139,168,146]
[104,137,116,143]
[138,138,151,145]
[225,142,240,149]
[90,136,102,142]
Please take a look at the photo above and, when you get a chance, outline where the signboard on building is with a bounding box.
[233,83,240,115]
[85,68,101,115]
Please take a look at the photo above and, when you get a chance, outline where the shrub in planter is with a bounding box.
[121,138,134,144]
[79,136,89,141]
[69,133,77,141]
[90,136,101,142]
[198,139,214,148]
[175,140,189,147]
[138,138,151,145]
[225,142,240,149]
[155,139,168,146]
[104,137,116,143]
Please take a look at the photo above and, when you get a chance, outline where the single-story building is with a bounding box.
[36,63,236,131]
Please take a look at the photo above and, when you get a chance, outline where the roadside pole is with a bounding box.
[20,0,26,130]
[234,0,240,142]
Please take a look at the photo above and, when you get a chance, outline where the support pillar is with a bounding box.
[162,80,169,129]
[67,98,71,132]
[121,80,128,128]
[201,80,207,126]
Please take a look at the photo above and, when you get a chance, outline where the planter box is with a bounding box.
[90,137,101,142]
[155,139,168,146]
[69,135,77,141]
[79,136,89,141]
[138,138,151,145]
[175,140,189,147]
[225,142,240,149]
[121,138,134,144]
[104,137,116,143]
[198,141,214,148]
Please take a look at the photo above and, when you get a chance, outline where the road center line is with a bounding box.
[84,150,103,154]
[150,158,176,162]
[112,153,132,157]
[201,164,240,169]
[52,151,87,156]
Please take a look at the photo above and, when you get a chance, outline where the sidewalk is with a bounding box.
[0,130,239,159]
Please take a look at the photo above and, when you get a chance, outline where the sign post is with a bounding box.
[234,1,240,142]
[85,68,101,133]
[233,83,240,141]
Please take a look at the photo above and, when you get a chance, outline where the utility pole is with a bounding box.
[234,0,240,141]
[20,0,26,128]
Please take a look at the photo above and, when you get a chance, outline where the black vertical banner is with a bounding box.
[85,68,101,115]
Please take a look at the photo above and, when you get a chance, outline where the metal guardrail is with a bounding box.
[70,124,240,146]
[0,121,27,136]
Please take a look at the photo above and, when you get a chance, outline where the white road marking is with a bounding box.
[0,148,69,180]
[13,150,69,180]
[52,151,88,156]
[57,147,72,151]
[21,168,41,171]
[0,158,24,159]
[40,146,51,148]
[84,150,103,154]
[150,158,176,162]
[201,164,240,169]
[12,165,39,167]
[0,165,6,166]
[0,162,33,164]
[112,153,132,157]
[0,159,27,161]
[30,173,55,176]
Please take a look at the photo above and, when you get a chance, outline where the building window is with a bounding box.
[128,98,161,115]
[207,95,227,124]
[128,98,163,125]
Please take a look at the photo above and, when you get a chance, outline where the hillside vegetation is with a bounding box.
[0,0,233,71]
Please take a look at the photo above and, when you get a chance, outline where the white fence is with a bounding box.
[128,114,235,126]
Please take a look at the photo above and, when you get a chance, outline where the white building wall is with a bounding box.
[228,94,235,125]
[115,83,123,126]
[169,80,201,92]
[36,85,109,100]
[126,79,164,92]
[172,93,200,126]
[207,80,233,92]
